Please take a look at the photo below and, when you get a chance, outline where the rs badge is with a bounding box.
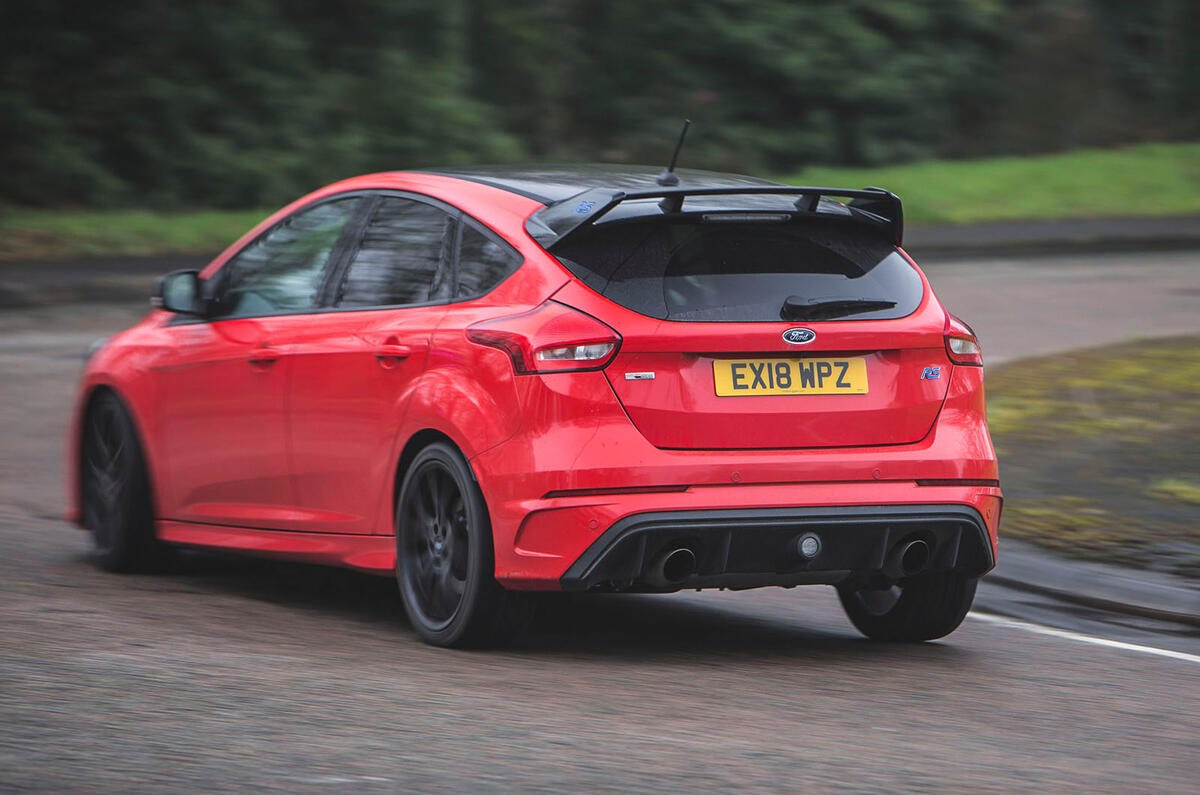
[921,366,941,380]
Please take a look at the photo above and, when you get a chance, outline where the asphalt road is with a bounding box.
[2,250,1199,792]
[922,248,1200,364]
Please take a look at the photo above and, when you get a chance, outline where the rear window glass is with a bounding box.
[552,221,923,322]
[456,220,522,299]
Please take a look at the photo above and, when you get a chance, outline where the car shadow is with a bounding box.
[161,549,409,626]
[514,592,970,664]
[103,549,972,664]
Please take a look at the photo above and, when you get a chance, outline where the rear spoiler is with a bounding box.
[525,186,903,248]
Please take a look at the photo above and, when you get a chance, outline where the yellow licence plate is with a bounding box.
[713,358,868,396]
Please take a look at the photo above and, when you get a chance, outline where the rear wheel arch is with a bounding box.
[392,429,475,528]
[403,369,523,462]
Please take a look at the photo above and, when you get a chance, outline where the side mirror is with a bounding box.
[153,270,204,315]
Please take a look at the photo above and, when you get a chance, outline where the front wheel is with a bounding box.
[394,443,528,648]
[838,571,978,642]
[80,391,167,572]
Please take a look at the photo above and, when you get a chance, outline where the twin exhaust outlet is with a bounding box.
[643,535,932,587]
[645,547,699,587]
[883,538,932,579]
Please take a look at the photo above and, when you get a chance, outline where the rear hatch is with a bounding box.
[550,217,951,450]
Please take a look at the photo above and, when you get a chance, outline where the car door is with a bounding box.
[153,196,365,529]
[284,193,456,533]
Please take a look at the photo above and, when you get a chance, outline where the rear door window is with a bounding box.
[553,222,924,322]
[336,197,455,308]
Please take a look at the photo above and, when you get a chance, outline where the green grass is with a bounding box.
[783,141,1200,225]
[0,208,270,263]
[2,142,1198,262]
[987,336,1200,578]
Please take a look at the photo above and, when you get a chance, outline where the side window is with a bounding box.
[211,198,361,319]
[456,220,522,299]
[336,197,454,308]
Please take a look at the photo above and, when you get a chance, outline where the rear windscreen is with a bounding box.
[552,221,924,322]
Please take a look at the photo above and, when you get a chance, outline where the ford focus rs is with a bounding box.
[68,165,1001,647]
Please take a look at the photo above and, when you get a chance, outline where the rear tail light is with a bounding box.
[944,313,983,366]
[537,343,614,363]
[467,300,621,374]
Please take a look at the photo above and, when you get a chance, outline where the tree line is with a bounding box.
[1,0,1194,208]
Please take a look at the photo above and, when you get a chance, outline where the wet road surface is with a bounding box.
[923,249,1200,364]
[2,251,1198,791]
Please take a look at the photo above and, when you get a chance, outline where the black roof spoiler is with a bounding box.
[525,186,903,248]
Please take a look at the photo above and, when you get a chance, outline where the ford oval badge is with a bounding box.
[782,328,816,345]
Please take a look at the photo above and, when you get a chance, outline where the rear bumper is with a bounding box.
[560,504,993,593]
[470,364,1000,589]
[481,478,1001,589]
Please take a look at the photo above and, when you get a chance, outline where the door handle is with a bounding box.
[374,337,413,369]
[248,345,277,369]
[375,344,412,360]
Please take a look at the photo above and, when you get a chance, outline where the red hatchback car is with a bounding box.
[68,166,1001,647]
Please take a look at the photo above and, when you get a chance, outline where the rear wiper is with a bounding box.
[780,295,897,321]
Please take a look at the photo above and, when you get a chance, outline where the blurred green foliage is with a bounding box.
[7,142,1194,262]
[1,0,1195,209]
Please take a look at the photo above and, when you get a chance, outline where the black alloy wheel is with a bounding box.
[401,462,470,627]
[80,391,165,572]
[838,571,978,642]
[395,443,528,647]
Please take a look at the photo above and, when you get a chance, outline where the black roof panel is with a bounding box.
[414,164,781,204]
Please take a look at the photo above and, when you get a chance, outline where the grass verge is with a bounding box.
[988,335,1200,578]
[786,141,1200,225]
[2,142,1198,262]
[0,208,269,263]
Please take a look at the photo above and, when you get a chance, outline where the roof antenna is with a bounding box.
[656,119,691,187]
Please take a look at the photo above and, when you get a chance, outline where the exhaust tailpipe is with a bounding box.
[883,539,931,580]
[645,547,697,587]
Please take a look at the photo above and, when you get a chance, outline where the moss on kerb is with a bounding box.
[1147,477,1200,506]
[988,335,1200,579]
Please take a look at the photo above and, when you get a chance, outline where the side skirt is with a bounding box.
[157,520,396,575]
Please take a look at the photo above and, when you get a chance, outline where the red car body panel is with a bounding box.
[67,169,1000,591]
[555,272,952,450]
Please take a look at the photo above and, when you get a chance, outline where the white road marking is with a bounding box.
[969,611,1200,665]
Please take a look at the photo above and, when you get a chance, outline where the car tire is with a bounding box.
[837,571,977,642]
[80,391,168,572]
[394,442,529,648]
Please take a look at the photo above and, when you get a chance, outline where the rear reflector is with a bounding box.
[542,485,690,499]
